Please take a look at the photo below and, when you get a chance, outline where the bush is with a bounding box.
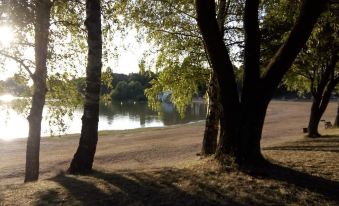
[111,80,146,101]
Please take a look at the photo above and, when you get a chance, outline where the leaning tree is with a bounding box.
[285,11,338,137]
[260,0,338,138]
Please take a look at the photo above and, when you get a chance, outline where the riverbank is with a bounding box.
[0,101,337,185]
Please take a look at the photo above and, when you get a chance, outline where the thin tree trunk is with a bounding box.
[334,104,339,127]
[69,0,102,174]
[307,99,322,137]
[201,71,219,155]
[200,0,228,156]
[25,0,52,183]
[308,78,339,137]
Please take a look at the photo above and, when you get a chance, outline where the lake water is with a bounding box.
[0,96,207,140]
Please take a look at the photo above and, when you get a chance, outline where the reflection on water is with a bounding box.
[0,100,207,140]
[0,94,16,102]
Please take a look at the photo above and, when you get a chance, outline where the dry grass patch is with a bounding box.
[1,136,338,206]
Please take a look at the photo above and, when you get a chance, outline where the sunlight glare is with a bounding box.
[0,94,16,102]
[0,25,15,47]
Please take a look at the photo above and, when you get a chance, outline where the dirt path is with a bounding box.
[0,100,337,185]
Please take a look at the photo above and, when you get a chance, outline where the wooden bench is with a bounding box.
[325,121,332,129]
[321,120,332,129]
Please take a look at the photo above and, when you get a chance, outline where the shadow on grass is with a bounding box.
[244,161,339,202]
[0,193,3,205]
[263,137,339,153]
[34,163,339,206]
[34,137,339,205]
[37,169,243,206]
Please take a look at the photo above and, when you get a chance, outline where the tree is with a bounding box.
[261,1,338,137]
[145,57,209,115]
[112,0,243,155]
[286,11,338,137]
[1,0,98,181]
[69,0,103,174]
[196,0,328,166]
[24,0,52,182]
[201,0,235,155]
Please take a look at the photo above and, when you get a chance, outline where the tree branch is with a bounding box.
[154,29,201,39]
[319,76,339,112]
[217,0,228,33]
[262,0,329,98]
[195,0,240,106]
[155,0,197,20]
[0,50,34,78]
[242,0,261,102]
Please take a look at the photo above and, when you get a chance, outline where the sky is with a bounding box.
[112,50,143,74]
[107,30,151,75]
[0,25,149,80]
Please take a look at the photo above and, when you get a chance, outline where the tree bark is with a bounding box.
[24,0,52,183]
[308,97,322,137]
[69,0,102,174]
[201,0,228,155]
[201,71,219,155]
[196,0,240,160]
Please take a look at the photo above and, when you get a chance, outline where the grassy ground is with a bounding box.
[1,133,338,206]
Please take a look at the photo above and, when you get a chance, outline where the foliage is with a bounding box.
[73,71,156,102]
[284,10,338,95]
[0,0,119,136]
[145,57,208,116]
[260,0,300,66]
[261,1,338,96]
[0,74,30,96]
[109,0,243,115]
[46,72,83,135]
[111,80,146,102]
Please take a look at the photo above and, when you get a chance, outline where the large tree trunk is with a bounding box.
[24,0,52,183]
[201,71,219,155]
[69,0,102,174]
[216,98,269,165]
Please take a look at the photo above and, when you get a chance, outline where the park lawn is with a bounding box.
[0,132,338,206]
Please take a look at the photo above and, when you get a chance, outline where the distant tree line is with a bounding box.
[76,71,207,102]
[75,72,155,102]
[109,72,155,101]
[0,71,325,102]
[0,75,30,96]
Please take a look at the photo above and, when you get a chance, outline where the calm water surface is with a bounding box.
[0,95,207,140]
